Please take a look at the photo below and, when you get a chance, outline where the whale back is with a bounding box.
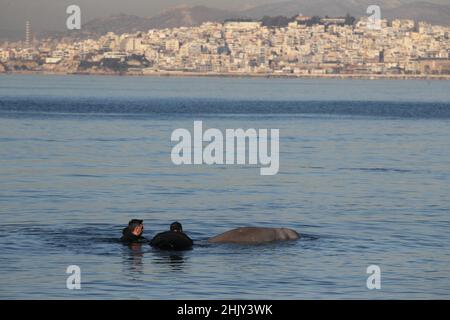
[208,227,299,244]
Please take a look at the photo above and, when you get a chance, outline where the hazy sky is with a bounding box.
[0,0,448,35]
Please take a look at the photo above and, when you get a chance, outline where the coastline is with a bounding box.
[2,70,450,80]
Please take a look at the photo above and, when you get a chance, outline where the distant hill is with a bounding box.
[147,5,240,29]
[241,0,405,18]
[241,0,450,25]
[384,1,450,25]
[47,1,450,39]
[55,6,241,39]
[80,14,154,36]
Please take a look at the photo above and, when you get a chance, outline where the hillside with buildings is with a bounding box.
[1,15,449,78]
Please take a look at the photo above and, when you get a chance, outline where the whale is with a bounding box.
[207,227,300,244]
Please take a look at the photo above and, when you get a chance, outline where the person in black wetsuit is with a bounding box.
[150,221,193,250]
[121,219,147,243]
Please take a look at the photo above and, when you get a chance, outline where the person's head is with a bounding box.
[170,221,183,233]
[128,219,144,236]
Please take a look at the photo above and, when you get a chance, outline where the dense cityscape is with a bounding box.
[1,15,450,77]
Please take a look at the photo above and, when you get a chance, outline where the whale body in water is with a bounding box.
[208,227,300,244]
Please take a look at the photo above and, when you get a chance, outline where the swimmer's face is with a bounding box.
[132,224,144,236]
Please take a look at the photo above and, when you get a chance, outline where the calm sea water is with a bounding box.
[0,74,449,299]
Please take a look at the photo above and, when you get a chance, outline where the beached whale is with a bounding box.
[207,227,300,244]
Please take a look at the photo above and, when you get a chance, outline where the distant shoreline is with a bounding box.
[2,70,450,80]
